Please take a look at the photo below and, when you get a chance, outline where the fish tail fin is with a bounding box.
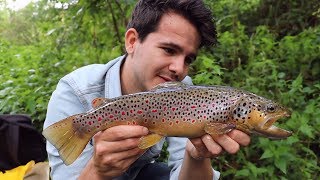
[42,115,93,165]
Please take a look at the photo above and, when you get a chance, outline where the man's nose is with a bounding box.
[168,56,187,78]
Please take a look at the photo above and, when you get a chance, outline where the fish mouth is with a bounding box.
[255,110,292,139]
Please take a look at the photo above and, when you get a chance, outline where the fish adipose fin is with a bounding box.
[138,134,164,149]
[42,115,93,165]
[204,122,236,135]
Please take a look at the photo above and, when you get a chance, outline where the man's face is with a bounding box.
[125,12,200,93]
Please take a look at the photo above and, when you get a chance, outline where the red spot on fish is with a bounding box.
[137,110,143,114]
[172,107,176,111]
[98,117,102,121]
[163,107,167,111]
[132,121,136,125]
[130,110,134,113]
[191,106,196,109]
[182,106,185,109]
[203,116,207,119]
[88,121,92,125]
[145,100,149,103]
[162,119,165,122]
[192,120,196,123]
[183,118,186,121]
[169,122,173,126]
[109,115,114,118]
[105,113,108,116]
[122,111,125,115]
[176,120,179,124]
[152,109,158,113]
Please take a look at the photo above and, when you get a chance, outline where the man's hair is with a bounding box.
[127,0,217,48]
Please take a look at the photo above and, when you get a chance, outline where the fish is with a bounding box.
[42,82,292,165]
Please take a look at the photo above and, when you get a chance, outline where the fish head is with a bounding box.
[233,96,292,139]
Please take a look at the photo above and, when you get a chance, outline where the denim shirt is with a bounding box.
[43,55,220,180]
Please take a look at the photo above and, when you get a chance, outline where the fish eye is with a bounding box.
[267,104,276,112]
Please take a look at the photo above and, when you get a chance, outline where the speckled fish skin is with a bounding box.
[43,82,292,165]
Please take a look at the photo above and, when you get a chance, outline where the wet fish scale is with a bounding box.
[75,87,254,139]
[43,82,292,165]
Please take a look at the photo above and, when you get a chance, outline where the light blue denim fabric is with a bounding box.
[43,55,220,180]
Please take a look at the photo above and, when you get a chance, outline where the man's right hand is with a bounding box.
[79,125,149,180]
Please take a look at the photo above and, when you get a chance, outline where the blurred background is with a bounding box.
[0,0,319,179]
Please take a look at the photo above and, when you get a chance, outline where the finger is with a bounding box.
[95,137,143,154]
[98,125,149,141]
[189,137,207,154]
[227,129,251,146]
[201,134,223,156]
[97,147,145,165]
[93,149,146,177]
[212,134,240,154]
[108,150,147,173]
[186,140,205,160]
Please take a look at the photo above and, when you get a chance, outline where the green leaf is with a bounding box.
[235,169,250,177]
[275,158,287,174]
[299,124,314,138]
[260,149,273,159]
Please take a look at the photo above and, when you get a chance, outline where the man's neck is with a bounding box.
[120,55,139,95]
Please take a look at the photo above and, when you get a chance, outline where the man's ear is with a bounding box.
[125,28,139,54]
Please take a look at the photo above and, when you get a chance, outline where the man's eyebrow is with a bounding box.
[159,42,198,58]
[159,42,183,52]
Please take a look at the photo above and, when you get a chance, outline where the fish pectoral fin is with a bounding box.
[138,134,164,149]
[204,122,236,135]
[92,97,111,109]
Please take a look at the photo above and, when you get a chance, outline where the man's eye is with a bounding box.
[163,48,175,55]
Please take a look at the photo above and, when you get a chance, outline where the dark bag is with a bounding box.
[0,114,47,172]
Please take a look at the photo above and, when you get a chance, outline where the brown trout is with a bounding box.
[43,82,292,165]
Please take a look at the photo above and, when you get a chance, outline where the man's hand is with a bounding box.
[79,125,149,180]
[187,129,251,160]
[179,130,250,180]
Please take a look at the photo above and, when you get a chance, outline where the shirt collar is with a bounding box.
[104,55,125,98]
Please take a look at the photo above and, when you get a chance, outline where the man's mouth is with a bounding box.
[158,75,175,82]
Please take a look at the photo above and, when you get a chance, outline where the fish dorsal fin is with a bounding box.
[150,81,188,92]
[92,97,111,109]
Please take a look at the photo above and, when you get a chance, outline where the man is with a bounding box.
[44,0,251,179]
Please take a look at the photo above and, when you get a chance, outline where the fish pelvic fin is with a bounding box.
[204,122,236,136]
[138,134,164,149]
[42,115,93,165]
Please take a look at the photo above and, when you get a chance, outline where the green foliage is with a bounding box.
[0,0,319,179]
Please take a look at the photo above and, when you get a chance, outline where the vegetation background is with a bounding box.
[0,0,319,179]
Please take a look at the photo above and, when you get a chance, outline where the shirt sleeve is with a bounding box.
[43,77,93,180]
